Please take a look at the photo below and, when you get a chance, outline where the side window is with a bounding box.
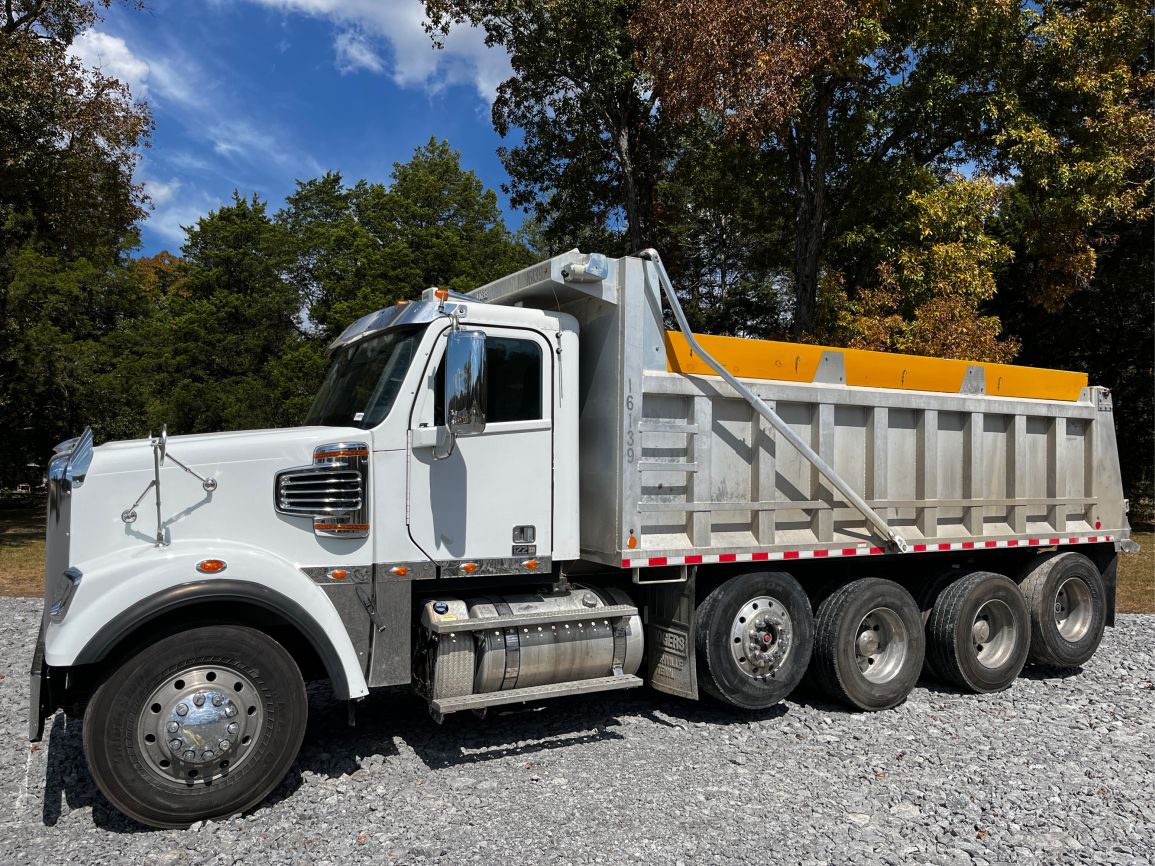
[433,334,543,426]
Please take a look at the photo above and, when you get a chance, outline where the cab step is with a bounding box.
[430,674,643,716]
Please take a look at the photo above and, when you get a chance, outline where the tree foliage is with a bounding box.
[820,176,1018,362]
[423,0,663,253]
[632,0,1152,345]
[0,0,152,480]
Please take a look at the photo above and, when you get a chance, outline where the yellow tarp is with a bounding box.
[664,332,1087,402]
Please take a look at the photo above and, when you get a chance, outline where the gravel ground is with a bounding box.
[1,596,1153,866]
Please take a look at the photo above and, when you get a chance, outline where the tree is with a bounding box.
[820,176,1018,362]
[632,0,1151,340]
[423,0,664,253]
[279,138,533,343]
[0,0,151,478]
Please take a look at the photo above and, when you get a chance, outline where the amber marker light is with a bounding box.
[327,568,349,580]
[523,560,540,570]
[390,565,409,577]
[461,562,479,573]
[313,448,369,460]
[627,533,638,549]
[196,559,227,574]
[434,288,450,301]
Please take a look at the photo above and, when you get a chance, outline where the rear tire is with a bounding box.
[925,572,1029,693]
[695,571,814,710]
[809,578,924,711]
[1019,552,1106,668]
[83,625,307,828]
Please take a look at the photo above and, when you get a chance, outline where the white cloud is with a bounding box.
[334,29,385,75]
[70,30,152,97]
[143,177,182,207]
[246,0,510,102]
[209,119,323,176]
[69,29,204,109]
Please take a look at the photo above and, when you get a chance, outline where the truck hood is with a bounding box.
[69,425,372,569]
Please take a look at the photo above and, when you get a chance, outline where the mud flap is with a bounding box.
[643,566,698,699]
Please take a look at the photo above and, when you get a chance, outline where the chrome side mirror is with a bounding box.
[445,329,487,436]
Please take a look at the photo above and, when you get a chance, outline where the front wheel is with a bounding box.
[695,571,814,710]
[83,625,307,828]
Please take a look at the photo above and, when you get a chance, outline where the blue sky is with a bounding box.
[70,0,517,255]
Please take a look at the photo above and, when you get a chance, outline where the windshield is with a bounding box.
[304,326,425,428]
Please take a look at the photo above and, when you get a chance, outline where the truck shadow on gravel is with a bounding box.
[40,680,791,833]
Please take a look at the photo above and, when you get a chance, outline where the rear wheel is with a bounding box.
[83,625,307,828]
[925,571,1029,693]
[695,571,814,710]
[809,578,924,711]
[1019,552,1106,668]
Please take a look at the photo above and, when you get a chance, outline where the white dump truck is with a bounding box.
[30,250,1136,827]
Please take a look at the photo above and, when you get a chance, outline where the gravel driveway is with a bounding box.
[1,596,1152,865]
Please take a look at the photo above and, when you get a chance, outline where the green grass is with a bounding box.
[1,509,1151,611]
[0,507,44,596]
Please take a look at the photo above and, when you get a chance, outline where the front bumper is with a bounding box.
[29,618,50,742]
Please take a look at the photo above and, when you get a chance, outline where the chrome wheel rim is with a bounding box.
[1054,577,1093,641]
[971,599,1016,669]
[855,607,908,684]
[136,665,264,785]
[729,595,793,679]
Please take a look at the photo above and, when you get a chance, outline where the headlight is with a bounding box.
[64,427,94,488]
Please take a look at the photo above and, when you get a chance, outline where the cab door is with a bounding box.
[406,326,553,566]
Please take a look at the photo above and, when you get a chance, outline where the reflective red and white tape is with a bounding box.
[620,534,1115,569]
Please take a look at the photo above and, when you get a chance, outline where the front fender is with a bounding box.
[44,541,369,700]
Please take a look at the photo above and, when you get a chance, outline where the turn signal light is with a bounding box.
[523,560,540,570]
[390,565,409,577]
[461,562,479,573]
[196,559,227,574]
[327,568,349,580]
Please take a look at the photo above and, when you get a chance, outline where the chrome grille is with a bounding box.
[274,441,370,538]
[276,467,362,515]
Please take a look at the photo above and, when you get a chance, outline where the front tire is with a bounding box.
[809,578,925,711]
[83,625,307,828]
[695,571,814,710]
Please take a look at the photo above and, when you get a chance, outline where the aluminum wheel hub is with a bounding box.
[855,607,908,684]
[971,599,1017,669]
[1054,577,1093,641]
[136,665,264,784]
[729,596,793,679]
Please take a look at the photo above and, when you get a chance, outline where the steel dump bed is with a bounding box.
[469,252,1130,570]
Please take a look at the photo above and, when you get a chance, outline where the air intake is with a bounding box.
[274,443,369,538]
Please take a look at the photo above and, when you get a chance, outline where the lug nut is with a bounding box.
[183,750,196,761]
[167,721,179,733]
[170,739,183,752]
[202,750,215,760]
[224,705,237,718]
[176,703,189,717]
[227,722,238,734]
[212,694,224,707]
[219,740,230,751]
[193,694,205,708]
